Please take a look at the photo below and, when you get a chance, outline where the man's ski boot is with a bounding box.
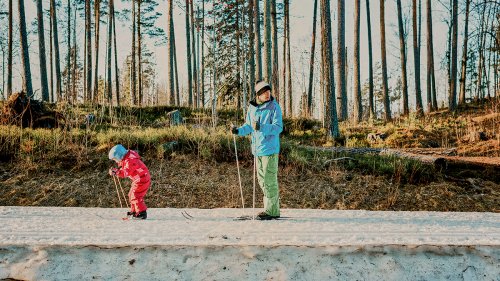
[134,211,147,220]
[256,212,280,220]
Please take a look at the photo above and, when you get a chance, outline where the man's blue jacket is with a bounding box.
[237,97,283,156]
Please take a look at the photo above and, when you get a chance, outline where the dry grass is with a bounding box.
[0,154,498,212]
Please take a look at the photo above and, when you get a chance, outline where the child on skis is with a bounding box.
[108,144,151,219]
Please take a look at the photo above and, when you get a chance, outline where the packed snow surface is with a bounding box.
[0,207,499,280]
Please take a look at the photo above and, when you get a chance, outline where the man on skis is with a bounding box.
[231,81,283,220]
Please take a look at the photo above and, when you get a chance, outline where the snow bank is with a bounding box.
[1,207,499,280]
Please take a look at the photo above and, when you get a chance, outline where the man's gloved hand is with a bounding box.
[252,121,260,131]
[109,168,118,176]
[231,126,239,135]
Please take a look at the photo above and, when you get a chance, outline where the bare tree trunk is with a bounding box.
[282,1,287,115]
[112,0,119,106]
[307,0,318,118]
[50,0,62,102]
[396,0,409,116]
[321,0,340,138]
[336,0,347,121]
[173,24,180,105]
[18,0,33,97]
[459,0,470,105]
[185,0,193,107]
[190,0,198,108]
[286,0,292,117]
[85,0,92,103]
[353,0,361,123]
[138,0,143,106]
[201,1,205,107]
[35,0,49,101]
[248,0,256,103]
[7,0,12,97]
[130,0,137,105]
[67,0,72,102]
[107,0,113,104]
[365,0,375,119]
[412,0,423,115]
[71,4,77,103]
[263,0,271,82]
[426,0,437,111]
[167,0,175,105]
[271,0,279,102]
[49,6,53,102]
[254,0,262,83]
[380,0,391,121]
[93,0,101,104]
[448,0,458,111]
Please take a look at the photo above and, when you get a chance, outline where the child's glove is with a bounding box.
[109,168,118,176]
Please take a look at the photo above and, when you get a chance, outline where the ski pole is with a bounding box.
[232,123,245,210]
[112,174,123,208]
[114,175,130,209]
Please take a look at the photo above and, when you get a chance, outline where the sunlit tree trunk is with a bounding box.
[107,0,113,104]
[306,0,318,118]
[18,0,33,97]
[412,0,423,115]
[7,0,12,97]
[85,0,92,103]
[380,0,391,121]
[112,0,119,106]
[353,0,361,123]
[448,0,458,111]
[50,0,62,102]
[263,0,271,82]
[396,0,409,116]
[459,0,470,105]
[36,0,49,101]
[190,0,198,108]
[248,0,256,102]
[254,0,262,82]
[271,0,279,102]
[167,0,175,105]
[321,0,340,138]
[185,0,193,106]
[365,0,374,119]
[285,0,292,117]
[427,0,438,111]
[336,0,347,121]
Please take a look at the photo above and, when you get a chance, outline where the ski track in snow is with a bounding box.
[0,207,499,280]
[0,207,498,247]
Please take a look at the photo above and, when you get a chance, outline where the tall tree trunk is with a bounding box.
[307,0,318,118]
[18,0,33,97]
[396,0,409,116]
[286,0,292,117]
[448,0,458,111]
[336,0,347,121]
[459,0,470,105]
[36,0,49,101]
[254,0,262,82]
[167,0,175,105]
[263,0,271,82]
[7,0,12,97]
[107,0,113,104]
[173,23,180,105]
[190,0,198,108]
[476,0,490,100]
[427,0,437,111]
[137,0,143,106]
[112,0,119,106]
[380,0,391,121]
[93,0,101,104]
[130,0,137,105]
[49,6,53,102]
[271,0,279,101]
[248,0,256,103]
[353,0,361,123]
[365,0,374,119]
[67,0,71,102]
[201,1,205,107]
[85,0,92,103]
[412,0,423,115]
[282,2,287,115]
[50,0,62,102]
[185,0,193,107]
[71,4,77,103]
[321,0,340,138]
